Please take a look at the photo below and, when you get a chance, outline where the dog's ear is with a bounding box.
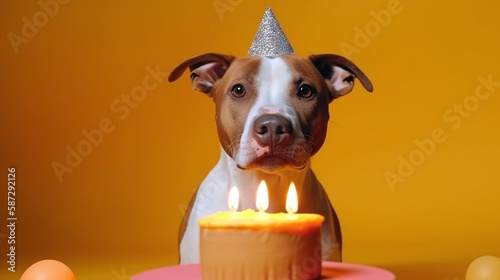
[168,53,236,97]
[309,54,373,100]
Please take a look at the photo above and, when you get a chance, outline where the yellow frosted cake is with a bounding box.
[199,209,324,280]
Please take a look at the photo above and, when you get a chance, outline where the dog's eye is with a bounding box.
[230,84,246,98]
[297,84,315,99]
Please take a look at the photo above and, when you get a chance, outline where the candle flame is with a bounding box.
[228,186,239,211]
[256,180,269,212]
[286,182,298,214]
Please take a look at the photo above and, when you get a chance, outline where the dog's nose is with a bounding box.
[253,115,293,148]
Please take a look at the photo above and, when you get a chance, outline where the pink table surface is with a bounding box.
[132,261,395,280]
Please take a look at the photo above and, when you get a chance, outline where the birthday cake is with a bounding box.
[199,209,324,280]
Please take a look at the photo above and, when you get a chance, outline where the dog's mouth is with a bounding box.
[234,134,312,172]
[255,154,291,169]
[236,153,307,172]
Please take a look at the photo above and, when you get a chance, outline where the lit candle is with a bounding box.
[228,186,239,212]
[256,180,269,212]
[286,182,298,214]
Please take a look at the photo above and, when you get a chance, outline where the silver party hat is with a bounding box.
[248,8,295,56]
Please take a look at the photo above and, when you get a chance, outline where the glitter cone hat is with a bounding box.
[248,8,294,56]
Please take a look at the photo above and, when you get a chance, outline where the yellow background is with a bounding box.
[1,0,499,279]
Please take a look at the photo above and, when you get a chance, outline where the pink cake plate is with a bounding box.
[132,262,395,280]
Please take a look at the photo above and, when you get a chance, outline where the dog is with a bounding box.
[169,52,372,264]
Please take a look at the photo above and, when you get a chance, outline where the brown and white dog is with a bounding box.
[169,53,372,264]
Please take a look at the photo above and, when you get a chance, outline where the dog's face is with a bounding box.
[169,53,372,172]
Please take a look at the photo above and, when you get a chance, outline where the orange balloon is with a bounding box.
[20,259,76,280]
[466,255,500,280]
